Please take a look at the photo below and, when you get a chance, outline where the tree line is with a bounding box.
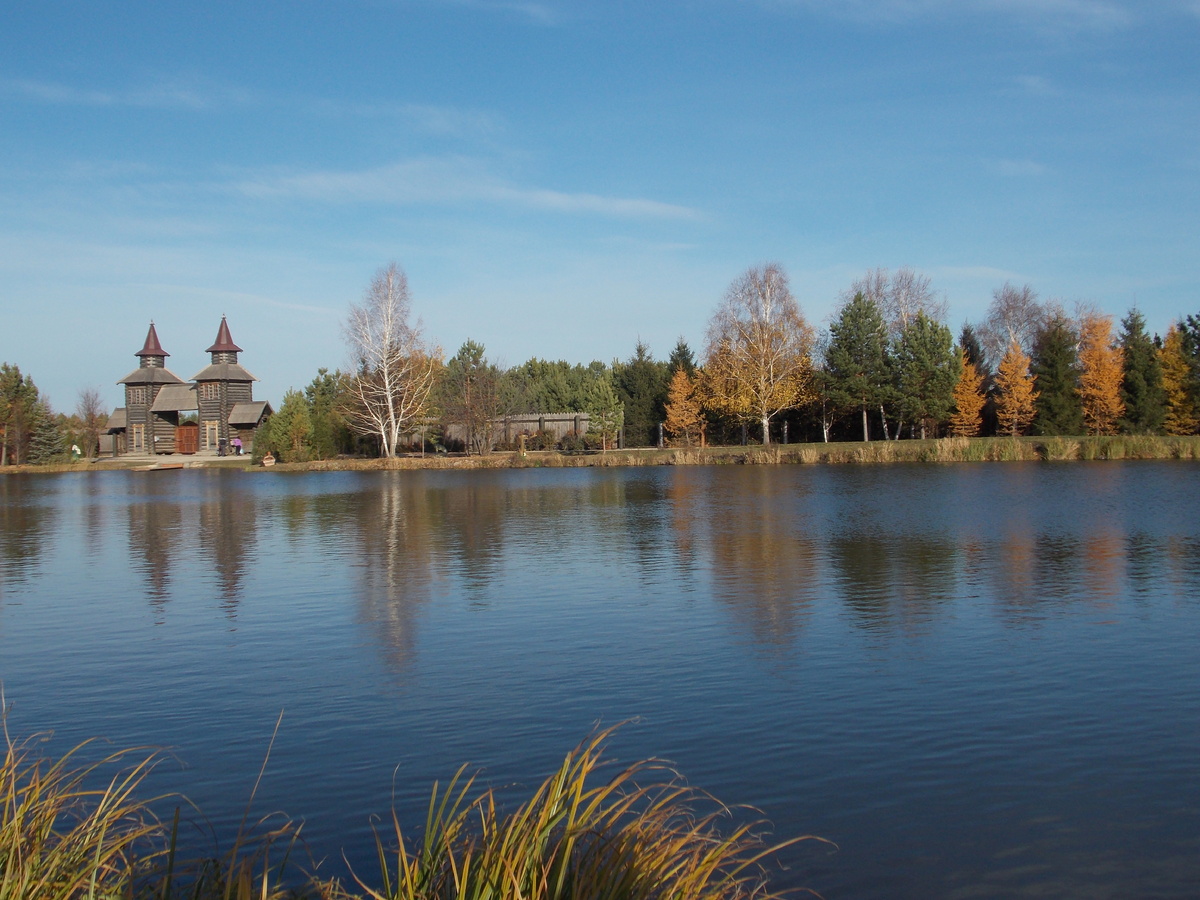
[5,261,1200,464]
[252,261,1200,461]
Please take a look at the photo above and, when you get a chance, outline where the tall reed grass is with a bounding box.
[2,726,819,900]
[356,727,820,900]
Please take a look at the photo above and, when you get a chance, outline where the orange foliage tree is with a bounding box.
[663,369,704,447]
[994,339,1038,436]
[948,350,985,436]
[1077,313,1124,435]
[1160,325,1198,435]
[701,264,814,445]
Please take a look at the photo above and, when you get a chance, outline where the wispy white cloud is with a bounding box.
[132,283,337,316]
[427,0,564,25]
[235,157,704,221]
[993,158,1049,177]
[0,77,256,110]
[4,75,507,145]
[310,98,507,139]
[759,0,1160,30]
[1010,74,1063,97]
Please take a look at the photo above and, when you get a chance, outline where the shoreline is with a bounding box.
[6,435,1200,475]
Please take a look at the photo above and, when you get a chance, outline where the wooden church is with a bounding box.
[106,318,272,456]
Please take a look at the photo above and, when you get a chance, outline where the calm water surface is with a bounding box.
[2,462,1199,898]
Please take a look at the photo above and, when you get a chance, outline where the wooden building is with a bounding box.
[107,318,271,456]
[113,323,188,454]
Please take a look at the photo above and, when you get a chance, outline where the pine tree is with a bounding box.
[1078,313,1124,435]
[994,339,1038,436]
[1118,309,1166,433]
[824,292,894,441]
[949,350,985,437]
[666,338,697,378]
[267,389,313,461]
[1160,325,1198,435]
[1030,315,1083,435]
[894,311,959,438]
[613,341,669,447]
[27,401,66,464]
[584,376,624,451]
[305,368,354,459]
[959,323,988,377]
[663,369,703,447]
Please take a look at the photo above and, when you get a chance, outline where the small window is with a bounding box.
[128,386,147,405]
[200,382,220,401]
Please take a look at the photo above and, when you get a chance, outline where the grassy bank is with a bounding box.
[5,435,1199,476]
[1,727,817,900]
[260,434,1200,472]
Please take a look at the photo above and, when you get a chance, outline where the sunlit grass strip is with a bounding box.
[358,727,824,900]
[0,730,163,900]
[1,724,820,900]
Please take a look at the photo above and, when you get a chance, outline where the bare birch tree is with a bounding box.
[701,263,814,445]
[845,267,947,340]
[343,263,440,457]
[980,282,1045,372]
[841,267,945,438]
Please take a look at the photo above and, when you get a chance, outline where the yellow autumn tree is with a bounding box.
[948,349,985,436]
[701,264,814,445]
[1077,313,1124,435]
[1160,324,1198,435]
[994,338,1037,436]
[663,368,704,447]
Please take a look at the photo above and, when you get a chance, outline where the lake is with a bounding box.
[2,462,1199,898]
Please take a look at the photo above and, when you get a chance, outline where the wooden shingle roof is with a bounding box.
[151,384,199,412]
[118,366,185,386]
[191,362,257,382]
[228,400,272,426]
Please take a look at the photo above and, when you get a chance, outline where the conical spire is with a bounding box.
[206,316,243,354]
[135,322,169,358]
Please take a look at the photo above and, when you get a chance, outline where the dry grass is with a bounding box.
[352,727,823,900]
[0,731,163,900]
[1,723,819,900]
[11,437,1199,477]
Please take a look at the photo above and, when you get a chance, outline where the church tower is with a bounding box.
[191,317,257,451]
[117,323,184,453]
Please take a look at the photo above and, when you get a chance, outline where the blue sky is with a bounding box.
[3,0,1198,411]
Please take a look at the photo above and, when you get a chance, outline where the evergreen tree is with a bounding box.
[994,339,1038,436]
[1161,325,1198,435]
[613,341,669,447]
[266,389,313,461]
[584,375,624,450]
[823,292,893,441]
[894,312,959,438]
[27,400,66,464]
[1118,309,1166,433]
[1030,315,1083,435]
[666,338,697,377]
[441,340,504,453]
[305,368,354,459]
[959,324,988,376]
[949,350,985,437]
[0,363,41,465]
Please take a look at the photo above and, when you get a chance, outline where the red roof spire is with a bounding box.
[206,316,243,354]
[135,322,169,357]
